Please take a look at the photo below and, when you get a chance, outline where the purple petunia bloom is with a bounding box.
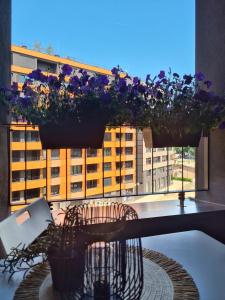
[97,75,109,86]
[48,75,57,86]
[62,64,73,76]
[204,80,212,89]
[133,77,139,85]
[195,72,205,81]
[111,67,119,76]
[183,74,193,85]
[158,71,165,79]
[28,69,47,82]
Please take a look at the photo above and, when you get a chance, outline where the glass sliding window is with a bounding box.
[51,185,60,196]
[71,165,82,175]
[71,149,82,158]
[71,182,82,192]
[87,164,98,173]
[51,167,60,178]
[87,179,98,189]
[51,149,60,160]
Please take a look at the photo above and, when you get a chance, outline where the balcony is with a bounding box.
[2,124,212,209]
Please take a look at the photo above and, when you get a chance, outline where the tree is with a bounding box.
[33,42,42,52]
[46,45,54,55]
[174,147,195,158]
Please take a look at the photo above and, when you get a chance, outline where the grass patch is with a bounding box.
[172,176,192,183]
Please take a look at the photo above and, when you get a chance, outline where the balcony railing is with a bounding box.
[7,124,209,207]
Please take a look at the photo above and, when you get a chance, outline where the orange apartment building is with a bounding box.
[10,45,175,208]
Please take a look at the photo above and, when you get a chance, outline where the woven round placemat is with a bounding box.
[14,249,199,300]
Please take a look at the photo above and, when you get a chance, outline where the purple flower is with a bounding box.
[97,75,109,86]
[79,69,88,76]
[204,80,212,89]
[158,71,165,79]
[47,75,57,86]
[28,69,48,83]
[111,67,119,76]
[133,77,139,85]
[195,72,205,81]
[70,75,80,87]
[183,74,193,85]
[61,64,73,76]
[138,85,146,94]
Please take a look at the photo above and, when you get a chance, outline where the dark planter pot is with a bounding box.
[48,246,86,293]
[39,118,106,149]
[143,128,202,148]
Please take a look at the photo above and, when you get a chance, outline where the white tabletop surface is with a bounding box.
[1,230,225,300]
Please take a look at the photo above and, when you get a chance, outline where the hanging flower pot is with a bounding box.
[39,114,106,149]
[143,127,202,148]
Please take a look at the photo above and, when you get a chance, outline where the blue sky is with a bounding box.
[12,0,195,78]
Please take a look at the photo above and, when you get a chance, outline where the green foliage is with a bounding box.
[172,176,192,182]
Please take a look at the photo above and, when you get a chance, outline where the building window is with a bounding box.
[71,149,82,158]
[147,169,152,176]
[104,162,112,171]
[71,165,82,175]
[12,131,25,142]
[51,185,60,196]
[104,132,111,141]
[87,149,97,157]
[104,177,112,186]
[26,188,40,199]
[37,59,57,73]
[104,148,111,156]
[12,171,25,182]
[71,182,82,193]
[27,169,40,180]
[124,175,133,183]
[116,133,124,141]
[146,158,151,165]
[27,150,40,161]
[153,156,161,163]
[125,147,133,155]
[87,164,98,173]
[87,179,98,189]
[125,133,133,141]
[27,131,39,142]
[116,162,123,169]
[12,151,25,162]
[162,155,168,162]
[51,167,60,178]
[116,147,123,156]
[51,149,60,160]
[146,148,151,153]
[125,161,133,169]
[12,191,24,202]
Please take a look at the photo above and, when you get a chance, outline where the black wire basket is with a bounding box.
[50,203,143,299]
